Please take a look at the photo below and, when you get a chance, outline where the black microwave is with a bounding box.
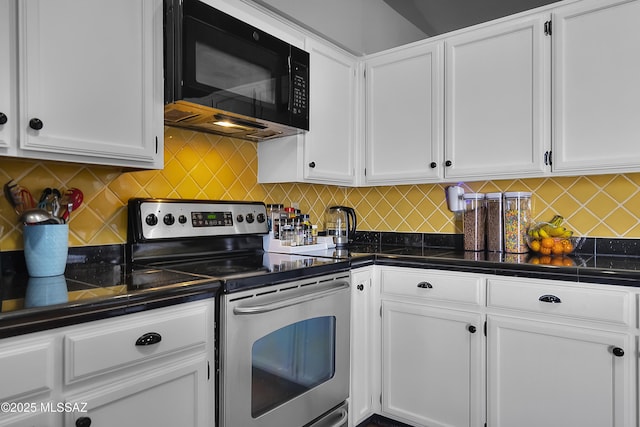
[164,0,309,141]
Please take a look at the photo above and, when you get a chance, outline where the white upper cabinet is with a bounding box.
[0,0,16,153]
[444,14,550,181]
[14,0,163,169]
[364,41,443,185]
[551,0,640,175]
[303,38,358,185]
[258,37,359,185]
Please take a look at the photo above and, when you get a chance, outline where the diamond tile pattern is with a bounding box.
[2,127,640,251]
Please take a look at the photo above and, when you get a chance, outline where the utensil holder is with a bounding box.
[23,223,69,277]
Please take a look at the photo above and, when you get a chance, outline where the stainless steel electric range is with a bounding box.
[127,198,350,427]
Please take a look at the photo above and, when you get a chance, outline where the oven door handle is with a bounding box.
[232,281,349,315]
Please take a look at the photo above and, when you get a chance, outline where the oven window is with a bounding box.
[251,316,336,418]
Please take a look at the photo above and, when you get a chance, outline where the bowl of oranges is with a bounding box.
[526,216,584,256]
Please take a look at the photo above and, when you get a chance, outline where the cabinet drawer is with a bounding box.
[380,268,483,305]
[64,302,209,384]
[487,278,631,325]
[0,336,54,400]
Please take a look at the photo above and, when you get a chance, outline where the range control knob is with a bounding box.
[163,213,175,226]
[236,214,244,223]
[246,213,255,223]
[256,213,266,223]
[145,213,158,226]
[178,214,188,224]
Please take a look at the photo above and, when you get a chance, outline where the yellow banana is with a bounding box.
[538,228,550,239]
[549,226,566,237]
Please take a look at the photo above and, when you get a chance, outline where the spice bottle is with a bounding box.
[485,193,503,252]
[463,193,486,251]
[503,191,532,253]
[267,204,284,238]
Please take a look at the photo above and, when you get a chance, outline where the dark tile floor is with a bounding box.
[356,414,415,427]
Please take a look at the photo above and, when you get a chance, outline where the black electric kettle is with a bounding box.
[325,206,357,247]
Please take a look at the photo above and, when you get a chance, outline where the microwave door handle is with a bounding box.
[233,281,349,315]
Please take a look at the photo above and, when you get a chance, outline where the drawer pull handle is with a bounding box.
[467,325,477,334]
[612,347,625,357]
[76,417,92,427]
[417,282,433,289]
[135,332,162,346]
[538,294,561,304]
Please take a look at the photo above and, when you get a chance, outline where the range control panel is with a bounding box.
[133,199,268,240]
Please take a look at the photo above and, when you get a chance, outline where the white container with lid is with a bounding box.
[462,193,486,251]
[503,191,532,253]
[486,192,503,252]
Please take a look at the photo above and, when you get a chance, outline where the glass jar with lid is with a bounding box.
[503,191,532,253]
[463,193,486,251]
[485,192,503,252]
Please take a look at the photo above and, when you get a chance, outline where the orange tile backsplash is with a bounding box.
[2,127,640,251]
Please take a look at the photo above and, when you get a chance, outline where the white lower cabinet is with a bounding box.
[0,334,59,427]
[487,315,631,427]
[378,267,485,427]
[350,267,380,426]
[0,299,214,427]
[486,276,635,427]
[64,354,208,427]
[365,267,639,427]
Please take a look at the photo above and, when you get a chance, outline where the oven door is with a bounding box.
[220,275,350,427]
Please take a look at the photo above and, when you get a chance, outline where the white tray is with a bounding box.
[263,235,335,253]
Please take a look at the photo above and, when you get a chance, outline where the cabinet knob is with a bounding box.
[76,417,92,427]
[417,282,433,289]
[308,161,316,168]
[429,162,437,169]
[444,160,452,167]
[29,118,43,130]
[357,284,364,291]
[467,325,477,334]
[538,294,562,304]
[135,332,162,346]
[0,112,7,125]
[612,347,624,357]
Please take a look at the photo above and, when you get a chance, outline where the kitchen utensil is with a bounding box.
[325,206,357,247]
[19,208,64,225]
[4,179,36,214]
[3,180,19,214]
[60,188,83,222]
[37,188,52,209]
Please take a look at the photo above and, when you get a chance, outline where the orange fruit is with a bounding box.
[539,246,552,255]
[561,240,574,254]
[539,255,552,264]
[552,241,565,255]
[529,239,541,252]
[541,237,555,249]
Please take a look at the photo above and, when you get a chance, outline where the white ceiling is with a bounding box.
[250,0,561,55]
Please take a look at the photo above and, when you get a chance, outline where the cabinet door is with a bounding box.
[382,301,484,427]
[365,41,443,185]
[0,0,16,152]
[65,355,210,427]
[18,0,163,169]
[304,39,358,185]
[551,0,640,175]
[349,268,379,426]
[487,316,632,427]
[445,15,549,180]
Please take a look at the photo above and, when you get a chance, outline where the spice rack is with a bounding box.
[263,234,336,253]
